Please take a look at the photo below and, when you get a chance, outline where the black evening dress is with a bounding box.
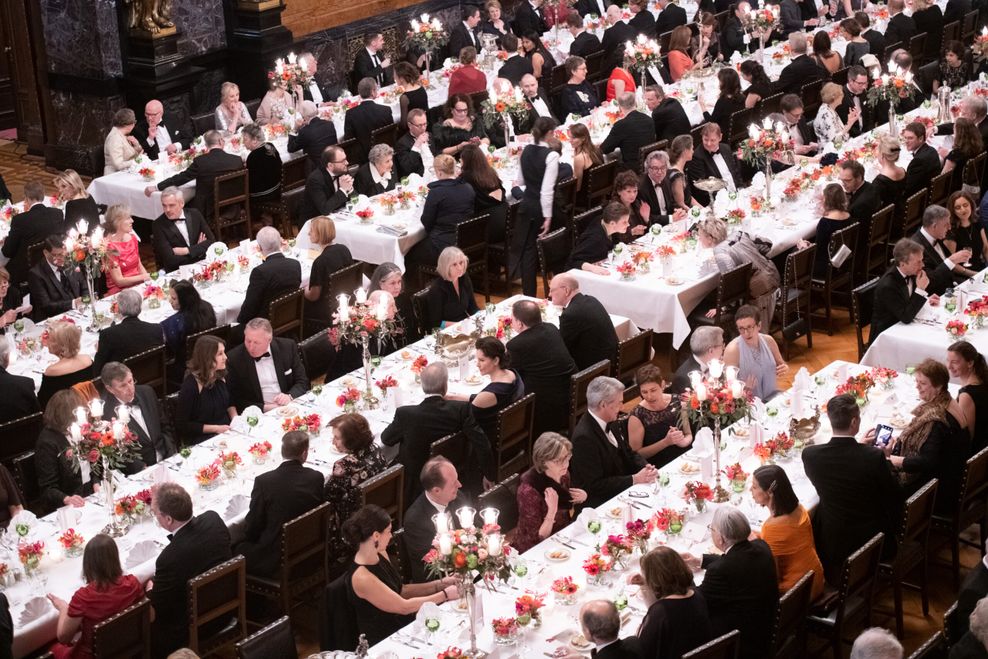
[961,382,988,455]
[630,399,688,468]
[347,557,415,646]
[638,591,714,659]
[469,370,525,441]
[176,375,232,446]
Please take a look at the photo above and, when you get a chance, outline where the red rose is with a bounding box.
[87,449,99,463]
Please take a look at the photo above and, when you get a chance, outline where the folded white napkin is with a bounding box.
[224,494,250,521]
[793,367,812,392]
[692,427,714,457]
[18,597,50,626]
[126,540,158,570]
[10,511,38,540]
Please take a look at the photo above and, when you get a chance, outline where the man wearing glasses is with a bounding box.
[301,145,354,222]
[395,108,433,178]
[132,99,184,161]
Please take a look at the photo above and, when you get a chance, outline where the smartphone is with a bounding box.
[875,423,894,448]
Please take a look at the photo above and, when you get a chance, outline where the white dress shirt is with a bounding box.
[49,261,62,283]
[145,124,176,155]
[307,81,324,105]
[710,151,736,191]
[653,181,667,214]
[173,214,191,246]
[529,95,552,118]
[370,163,391,188]
[538,143,560,219]
[898,266,928,298]
[254,354,281,404]
[413,138,435,172]
[124,399,163,462]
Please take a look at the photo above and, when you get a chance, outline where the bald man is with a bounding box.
[549,273,618,370]
[558,600,642,659]
[132,100,185,161]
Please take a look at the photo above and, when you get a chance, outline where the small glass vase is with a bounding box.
[731,479,746,493]
[587,571,610,587]
[148,297,161,309]
[64,545,83,559]
[494,630,519,647]
[693,500,707,514]
[252,454,268,466]
[200,479,220,491]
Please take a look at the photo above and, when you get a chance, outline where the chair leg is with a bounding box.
[831,634,842,659]
[893,578,904,639]
[952,535,961,587]
[920,557,930,616]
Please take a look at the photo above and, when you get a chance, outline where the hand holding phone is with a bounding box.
[875,423,894,448]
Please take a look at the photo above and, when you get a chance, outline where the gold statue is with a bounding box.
[126,0,175,35]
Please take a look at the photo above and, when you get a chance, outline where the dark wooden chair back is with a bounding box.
[851,278,879,361]
[477,473,521,535]
[831,67,849,86]
[298,329,334,383]
[213,169,252,242]
[568,359,612,435]
[962,10,979,39]
[279,502,330,593]
[907,631,947,659]
[581,160,618,210]
[771,571,814,659]
[358,464,405,527]
[430,432,469,471]
[537,227,572,295]
[326,261,364,304]
[12,452,38,512]
[900,478,939,546]
[492,393,536,481]
[192,113,214,137]
[554,177,578,230]
[371,123,398,148]
[615,329,654,401]
[124,345,168,398]
[585,51,606,80]
[268,289,305,342]
[571,205,603,244]
[0,412,43,466]
[235,616,295,659]
[832,533,886,630]
[682,630,741,659]
[27,241,45,271]
[801,79,825,120]
[282,155,308,192]
[883,41,904,64]
[864,204,895,281]
[338,138,361,167]
[411,284,433,337]
[942,20,961,45]
[185,324,233,363]
[93,597,151,659]
[929,170,952,207]
[186,555,247,655]
[758,93,783,120]
[944,601,962,646]
[901,187,928,238]
[908,32,928,64]
[776,245,815,358]
[728,107,756,147]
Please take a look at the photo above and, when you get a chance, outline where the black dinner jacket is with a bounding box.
[156,148,245,216]
[151,208,216,272]
[569,411,646,507]
[287,117,339,171]
[236,252,302,324]
[570,31,603,58]
[951,632,988,659]
[655,4,687,34]
[593,638,643,659]
[669,354,702,396]
[27,259,83,321]
[35,428,92,513]
[506,323,576,436]
[629,10,657,38]
[226,336,309,412]
[448,22,481,60]
[774,54,828,95]
[381,396,493,503]
[302,167,348,222]
[944,0,972,24]
[352,48,394,87]
[93,316,164,375]
[497,55,535,86]
[576,0,612,15]
[699,539,779,659]
[847,181,881,225]
[132,115,187,161]
[601,21,636,72]
[884,12,916,49]
[403,491,472,583]
[515,88,559,134]
[149,510,232,657]
[236,459,324,577]
[862,27,886,56]
[353,162,398,198]
[801,437,902,578]
[567,221,612,270]
[601,110,657,169]
[1,204,64,287]
[302,79,334,104]
[0,366,39,424]
[869,266,930,343]
[395,132,426,179]
[912,229,959,296]
[687,144,743,206]
[837,88,875,137]
[343,100,393,165]
[100,384,176,472]
[560,292,618,370]
[637,173,676,226]
[905,143,941,196]
[952,560,988,641]
[652,97,692,143]
[512,1,549,37]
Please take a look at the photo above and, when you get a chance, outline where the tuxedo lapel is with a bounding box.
[163,218,190,248]
[42,262,70,299]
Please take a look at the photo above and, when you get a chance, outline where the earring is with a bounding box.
[373,539,379,549]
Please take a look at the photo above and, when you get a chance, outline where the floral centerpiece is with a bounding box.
[217,451,242,477]
[404,14,447,72]
[652,508,685,535]
[601,534,633,569]
[268,52,311,93]
[835,371,876,405]
[631,250,653,273]
[375,375,398,396]
[336,387,363,413]
[682,481,714,513]
[437,648,469,659]
[411,355,429,377]
[739,118,793,199]
[192,260,226,285]
[248,441,272,464]
[138,166,156,182]
[64,221,112,312]
[974,27,988,64]
[624,34,662,86]
[281,413,322,435]
[754,431,795,463]
[115,489,152,521]
[947,319,969,338]
[965,295,988,328]
[58,529,85,558]
[480,87,530,136]
[625,519,652,553]
[143,284,165,309]
[741,4,779,35]
[616,261,636,281]
[237,254,250,273]
[723,463,749,492]
[551,576,580,605]
[196,463,221,490]
[335,292,401,408]
[866,62,916,134]
[869,366,898,390]
[514,593,545,627]
[582,553,613,585]
[18,541,44,575]
[491,617,520,646]
[725,208,746,225]
[423,525,512,583]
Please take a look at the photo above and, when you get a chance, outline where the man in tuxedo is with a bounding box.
[395,109,433,178]
[686,123,742,206]
[721,3,753,59]
[870,238,938,342]
[646,86,691,142]
[550,273,618,370]
[951,543,988,641]
[655,0,687,35]
[780,0,818,36]
[601,92,656,170]
[914,204,971,295]
[855,12,886,55]
[99,361,176,471]
[382,362,492,501]
[836,66,872,137]
[576,0,610,16]
[448,6,482,60]
[237,227,302,324]
[288,101,338,171]
[0,340,39,424]
[497,34,535,85]
[28,234,83,321]
[343,78,393,165]
[669,326,725,395]
[567,14,601,58]
[302,146,354,223]
[774,33,827,95]
[227,318,309,413]
[147,483,232,658]
[353,143,397,197]
[639,151,686,226]
[146,130,244,217]
[802,394,902,581]
[151,187,215,272]
[132,99,184,161]
[903,121,942,195]
[601,5,636,73]
[1,181,64,289]
[781,94,819,156]
[883,0,916,48]
[235,430,324,577]
[840,160,881,227]
[516,74,557,135]
[570,376,656,507]
[299,51,333,106]
[403,457,471,582]
[352,32,393,88]
[93,289,164,375]
[940,96,988,144]
[681,507,779,659]
[506,300,576,435]
[577,600,643,659]
[513,0,549,38]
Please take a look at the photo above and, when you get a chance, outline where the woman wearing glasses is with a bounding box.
[723,304,787,401]
[432,94,490,157]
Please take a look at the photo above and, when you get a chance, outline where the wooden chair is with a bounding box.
[212,169,252,242]
[580,160,618,210]
[12,452,40,514]
[554,177,578,233]
[537,227,572,295]
[419,214,490,302]
[831,67,850,86]
[851,278,879,361]
[124,345,168,398]
[908,631,947,659]
[185,324,233,360]
[568,359,612,435]
[962,10,979,40]
[192,112,214,137]
[862,204,894,282]
[774,245,815,359]
[338,138,362,167]
[883,41,904,65]
[477,473,521,536]
[282,156,308,192]
[549,63,568,93]
[727,107,756,148]
[430,431,469,468]
[800,79,825,120]
[298,329,334,383]
[758,93,783,121]
[929,171,953,207]
[688,263,752,340]
[235,615,296,659]
[389,528,411,585]
[411,284,433,338]
[878,478,938,638]
[187,555,248,655]
[570,205,603,245]
[944,601,963,647]
[71,379,102,404]
[92,598,151,659]
[267,289,304,342]
[245,503,331,621]
[770,571,815,659]
[162,392,185,450]
[585,51,606,80]
[908,32,928,65]
[810,222,859,335]
[942,21,961,46]
[682,630,741,659]
[370,123,398,148]
[27,241,45,272]
[492,393,536,481]
[591,78,608,108]
[614,329,654,402]
[806,533,885,659]
[963,151,987,191]
[900,188,928,239]
[0,412,43,466]
[358,464,405,527]
[931,446,988,586]
[489,201,520,292]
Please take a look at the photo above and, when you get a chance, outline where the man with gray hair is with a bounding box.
[236,226,302,324]
[382,362,493,502]
[639,150,686,226]
[151,186,215,271]
[669,326,725,395]
[93,288,164,374]
[850,628,903,659]
[288,99,338,170]
[600,91,656,170]
[681,505,778,659]
[915,204,974,295]
[775,31,827,95]
[570,376,655,507]
[146,128,244,216]
[870,237,936,341]
[226,317,309,413]
[98,361,175,471]
[344,76,392,164]
[0,337,40,423]
[952,596,988,658]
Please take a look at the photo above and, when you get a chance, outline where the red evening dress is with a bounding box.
[104,235,141,296]
[50,574,144,659]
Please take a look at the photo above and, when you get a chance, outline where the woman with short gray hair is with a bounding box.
[422,246,479,331]
[354,144,397,197]
[104,108,143,175]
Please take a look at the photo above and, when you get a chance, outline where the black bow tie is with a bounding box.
[253,352,271,362]
[166,533,174,541]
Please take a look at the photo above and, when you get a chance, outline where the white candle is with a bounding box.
[111,421,124,440]
[438,533,453,555]
[708,359,724,380]
[76,220,88,235]
[688,370,703,389]
[724,366,739,383]
[456,506,476,529]
[116,405,131,425]
[337,294,349,319]
[376,296,388,321]
[434,512,451,533]
[480,507,499,526]
[64,236,75,252]
[287,52,297,65]
[91,227,104,245]
[88,398,104,418]
[69,423,82,442]
[695,383,708,401]
[354,286,367,305]
[730,380,744,398]
[74,407,87,426]
[488,533,503,556]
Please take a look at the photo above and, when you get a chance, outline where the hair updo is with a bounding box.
[341,504,392,548]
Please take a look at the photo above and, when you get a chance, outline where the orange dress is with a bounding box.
[668,51,692,82]
[759,505,826,600]
[606,68,637,101]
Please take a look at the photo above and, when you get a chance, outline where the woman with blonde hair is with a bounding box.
[177,335,235,445]
[303,216,354,334]
[423,246,479,330]
[102,205,149,296]
[813,83,858,146]
[872,134,906,209]
[0,266,26,332]
[481,0,511,40]
[214,81,252,132]
[103,109,143,175]
[568,123,604,192]
[38,320,93,408]
[54,170,100,229]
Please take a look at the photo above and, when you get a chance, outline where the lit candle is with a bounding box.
[420,13,429,22]
[762,116,772,129]
[76,220,88,235]
[354,286,367,305]
[337,294,349,319]
[730,380,744,398]
[64,236,75,252]
[111,421,124,440]
[480,507,499,526]
[688,370,703,389]
[74,407,87,426]
[433,512,451,533]
[438,533,453,555]
[724,366,739,382]
[748,124,759,139]
[376,296,388,321]
[708,359,724,380]
[287,52,297,65]
[88,398,104,418]
[488,533,503,556]
[456,506,476,529]
[91,227,104,245]
[69,423,82,442]
[116,405,131,424]
[695,383,708,401]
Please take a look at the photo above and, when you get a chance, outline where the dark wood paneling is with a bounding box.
[284,0,426,38]
[0,12,15,130]
[0,0,52,153]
